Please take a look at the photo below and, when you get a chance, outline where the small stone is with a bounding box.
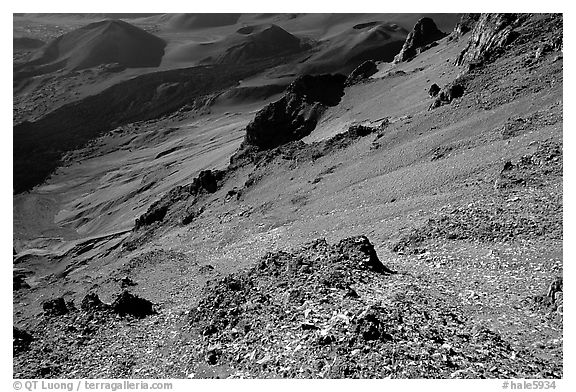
[256,355,272,365]
[120,276,137,288]
[301,322,319,330]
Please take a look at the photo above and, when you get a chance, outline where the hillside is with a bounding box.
[13,13,563,380]
[15,20,166,79]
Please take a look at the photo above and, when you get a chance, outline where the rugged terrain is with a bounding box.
[13,13,562,379]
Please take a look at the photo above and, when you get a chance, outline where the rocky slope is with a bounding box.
[13,13,563,379]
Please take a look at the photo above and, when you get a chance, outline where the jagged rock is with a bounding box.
[81,293,109,312]
[181,205,204,225]
[13,270,30,291]
[134,169,223,229]
[347,124,380,137]
[345,60,378,86]
[288,74,347,106]
[322,120,389,152]
[191,170,219,194]
[337,236,396,274]
[43,297,68,316]
[547,277,563,301]
[111,290,155,318]
[134,204,168,228]
[205,346,222,365]
[428,83,441,97]
[533,277,563,313]
[452,14,481,37]
[394,17,447,63]
[455,13,524,66]
[534,34,563,61]
[242,74,346,150]
[502,160,514,172]
[13,327,33,354]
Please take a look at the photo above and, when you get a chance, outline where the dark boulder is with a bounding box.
[345,60,378,86]
[242,74,346,150]
[42,297,69,316]
[428,83,441,97]
[190,169,220,194]
[287,74,347,106]
[111,290,155,318]
[13,270,30,291]
[446,84,465,100]
[134,203,168,228]
[429,82,465,110]
[354,306,393,341]
[394,17,447,63]
[205,346,222,364]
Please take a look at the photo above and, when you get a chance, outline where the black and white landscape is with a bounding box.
[13,13,563,379]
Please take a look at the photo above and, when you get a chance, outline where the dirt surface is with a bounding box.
[13,13,562,379]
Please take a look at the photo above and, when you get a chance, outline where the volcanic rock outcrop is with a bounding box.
[455,13,523,66]
[134,169,224,229]
[345,60,378,86]
[241,73,347,150]
[394,17,447,63]
[452,13,481,37]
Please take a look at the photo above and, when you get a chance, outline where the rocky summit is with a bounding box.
[394,17,447,63]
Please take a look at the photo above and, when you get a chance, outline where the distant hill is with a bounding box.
[164,23,305,67]
[18,19,166,75]
[213,24,304,64]
[302,22,409,73]
[161,13,241,30]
